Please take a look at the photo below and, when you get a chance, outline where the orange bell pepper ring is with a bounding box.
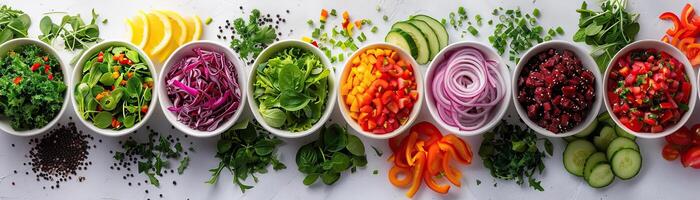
[389,166,412,187]
[442,150,462,187]
[410,121,443,146]
[406,151,426,198]
[426,144,443,176]
[423,169,450,194]
[440,134,473,164]
[660,12,683,36]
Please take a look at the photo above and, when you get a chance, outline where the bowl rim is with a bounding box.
[246,39,338,138]
[70,40,159,137]
[511,40,604,138]
[0,38,70,137]
[603,39,698,139]
[424,41,512,136]
[157,40,248,138]
[337,42,424,140]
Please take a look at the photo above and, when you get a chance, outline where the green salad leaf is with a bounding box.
[253,47,330,132]
[0,44,65,130]
[0,5,31,44]
[295,124,367,186]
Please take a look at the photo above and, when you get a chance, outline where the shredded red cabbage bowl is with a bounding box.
[165,48,242,131]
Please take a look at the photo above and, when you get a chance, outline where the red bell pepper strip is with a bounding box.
[682,4,697,31]
[410,121,443,146]
[389,166,412,187]
[406,151,426,198]
[440,134,473,164]
[426,144,443,176]
[660,12,683,36]
[403,131,418,166]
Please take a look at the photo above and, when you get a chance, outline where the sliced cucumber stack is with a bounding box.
[385,15,448,65]
[561,112,643,188]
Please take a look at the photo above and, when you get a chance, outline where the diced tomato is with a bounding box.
[681,146,700,169]
[662,143,681,161]
[667,126,692,146]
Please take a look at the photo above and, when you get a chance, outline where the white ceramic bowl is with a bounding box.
[337,42,424,140]
[425,41,511,136]
[0,38,70,136]
[71,40,158,137]
[604,40,697,139]
[246,39,337,138]
[512,40,603,137]
[158,41,247,137]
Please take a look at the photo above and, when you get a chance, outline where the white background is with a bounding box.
[1,0,699,199]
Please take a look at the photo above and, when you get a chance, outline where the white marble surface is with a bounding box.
[0,0,698,199]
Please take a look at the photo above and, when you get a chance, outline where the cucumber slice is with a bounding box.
[593,126,617,151]
[390,21,430,64]
[385,29,418,58]
[586,163,615,188]
[574,119,598,138]
[615,125,637,140]
[610,148,642,180]
[597,111,614,126]
[411,15,448,49]
[563,136,577,143]
[606,137,639,160]
[563,139,597,177]
[583,152,607,181]
[407,20,439,61]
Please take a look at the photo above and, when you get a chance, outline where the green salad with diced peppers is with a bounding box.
[0,44,66,130]
[74,46,153,130]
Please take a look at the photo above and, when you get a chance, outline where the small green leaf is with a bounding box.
[93,111,112,128]
[345,134,365,156]
[123,115,136,128]
[323,124,348,152]
[178,156,190,174]
[147,173,160,187]
[39,16,53,35]
[303,174,319,185]
[544,139,553,156]
[125,50,140,63]
[126,76,143,98]
[254,139,275,156]
[330,152,351,173]
[321,172,340,185]
[217,140,232,153]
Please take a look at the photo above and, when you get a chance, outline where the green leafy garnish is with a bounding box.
[573,0,639,71]
[113,132,192,187]
[0,5,31,44]
[0,44,65,130]
[487,7,563,64]
[38,9,102,65]
[296,124,367,186]
[253,47,329,132]
[74,46,152,130]
[230,9,277,62]
[206,119,285,192]
[479,121,552,191]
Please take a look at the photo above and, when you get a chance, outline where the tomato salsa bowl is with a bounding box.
[604,40,697,139]
[338,42,423,140]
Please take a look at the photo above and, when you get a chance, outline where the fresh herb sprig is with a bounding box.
[0,5,31,44]
[479,121,553,191]
[113,132,191,187]
[296,124,367,186]
[573,0,639,72]
[206,119,286,192]
[38,9,102,64]
[230,9,277,62]
[488,7,564,64]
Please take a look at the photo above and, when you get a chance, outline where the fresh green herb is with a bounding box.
[533,8,541,18]
[475,14,483,26]
[0,5,31,44]
[373,170,378,175]
[0,44,65,130]
[467,26,479,36]
[230,9,277,62]
[253,47,330,132]
[487,7,563,64]
[101,18,108,24]
[206,119,285,192]
[330,9,337,16]
[205,17,212,25]
[113,132,191,187]
[383,15,388,21]
[38,9,101,52]
[371,26,378,33]
[376,5,381,12]
[371,146,383,157]
[573,0,639,72]
[307,19,313,26]
[296,124,367,185]
[476,179,482,185]
[479,121,552,191]
[74,46,152,130]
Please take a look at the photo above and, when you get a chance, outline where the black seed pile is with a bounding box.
[25,122,93,189]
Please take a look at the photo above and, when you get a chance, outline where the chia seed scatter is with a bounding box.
[25,122,92,189]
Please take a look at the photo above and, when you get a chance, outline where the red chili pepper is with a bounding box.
[31,63,41,71]
[97,52,104,62]
[13,76,22,85]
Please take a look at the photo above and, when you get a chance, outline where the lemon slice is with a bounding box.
[154,10,187,62]
[129,12,150,49]
[143,11,172,58]
[185,15,203,41]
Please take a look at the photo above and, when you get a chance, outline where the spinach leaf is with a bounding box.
[295,124,366,186]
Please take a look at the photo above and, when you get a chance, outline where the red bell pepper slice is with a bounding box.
[682,4,697,31]
[410,121,443,146]
[406,151,426,198]
[660,12,682,36]
[426,144,443,176]
[389,165,412,187]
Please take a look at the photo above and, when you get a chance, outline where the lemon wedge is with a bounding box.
[185,15,203,41]
[143,11,172,59]
[128,12,150,49]
[154,10,188,62]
